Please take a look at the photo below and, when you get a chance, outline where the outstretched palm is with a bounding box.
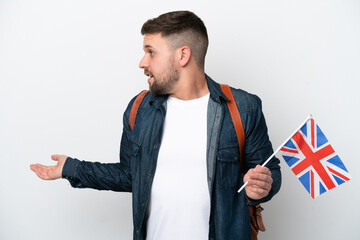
[30,154,67,180]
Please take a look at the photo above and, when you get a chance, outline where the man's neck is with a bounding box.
[169,72,209,100]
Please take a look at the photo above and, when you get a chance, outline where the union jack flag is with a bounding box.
[280,117,351,199]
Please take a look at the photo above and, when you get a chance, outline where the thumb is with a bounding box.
[51,154,68,164]
[51,154,60,161]
[51,154,68,163]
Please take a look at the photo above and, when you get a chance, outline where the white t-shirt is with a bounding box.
[146,93,210,240]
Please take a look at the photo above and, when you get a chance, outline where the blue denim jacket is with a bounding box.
[62,74,281,240]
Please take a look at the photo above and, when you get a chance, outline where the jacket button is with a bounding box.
[148,174,152,178]
[154,145,158,149]
[141,203,145,207]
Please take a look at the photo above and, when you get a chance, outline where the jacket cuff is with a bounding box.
[246,196,262,206]
[62,156,80,182]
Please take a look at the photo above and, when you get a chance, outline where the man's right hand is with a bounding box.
[30,154,67,180]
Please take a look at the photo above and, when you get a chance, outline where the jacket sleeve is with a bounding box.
[61,101,135,192]
[242,96,282,204]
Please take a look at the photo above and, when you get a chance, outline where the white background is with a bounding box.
[1,0,359,239]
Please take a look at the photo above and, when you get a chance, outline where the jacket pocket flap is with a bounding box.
[217,148,240,163]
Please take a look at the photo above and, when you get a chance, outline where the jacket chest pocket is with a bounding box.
[126,136,141,171]
[216,147,241,188]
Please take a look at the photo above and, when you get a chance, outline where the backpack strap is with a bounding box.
[220,84,245,165]
[220,84,266,238]
[129,90,149,130]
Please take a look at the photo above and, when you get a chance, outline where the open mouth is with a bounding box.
[145,72,154,82]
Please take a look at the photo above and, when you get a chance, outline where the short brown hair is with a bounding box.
[141,11,209,70]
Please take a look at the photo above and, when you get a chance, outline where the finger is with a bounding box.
[254,165,271,175]
[248,174,273,189]
[51,155,60,161]
[250,172,273,183]
[247,185,269,196]
[251,167,272,183]
[243,168,255,182]
[248,172,272,189]
[248,178,272,190]
[248,167,270,180]
[245,184,270,200]
[246,180,272,197]
[31,164,55,179]
[31,166,49,180]
[248,173,272,185]
[30,164,38,171]
[35,170,47,180]
[30,164,45,173]
[30,163,50,170]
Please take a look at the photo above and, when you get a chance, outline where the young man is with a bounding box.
[31,11,281,240]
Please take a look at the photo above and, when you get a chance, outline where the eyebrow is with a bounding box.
[144,45,154,49]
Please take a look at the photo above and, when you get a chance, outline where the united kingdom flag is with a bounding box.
[280,117,351,199]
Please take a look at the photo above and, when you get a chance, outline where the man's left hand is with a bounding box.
[243,165,273,200]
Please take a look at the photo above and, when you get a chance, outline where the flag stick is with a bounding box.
[237,114,313,193]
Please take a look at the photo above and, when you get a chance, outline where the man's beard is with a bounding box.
[149,62,179,95]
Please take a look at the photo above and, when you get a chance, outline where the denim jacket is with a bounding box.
[62,74,281,240]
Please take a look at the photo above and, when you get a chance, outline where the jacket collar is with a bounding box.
[205,74,230,103]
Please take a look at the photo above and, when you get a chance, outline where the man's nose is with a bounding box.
[139,55,149,69]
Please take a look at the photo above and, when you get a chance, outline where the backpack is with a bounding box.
[129,85,266,240]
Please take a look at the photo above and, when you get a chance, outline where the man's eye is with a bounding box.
[149,51,154,56]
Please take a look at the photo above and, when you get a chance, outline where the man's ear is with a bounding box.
[177,46,191,67]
